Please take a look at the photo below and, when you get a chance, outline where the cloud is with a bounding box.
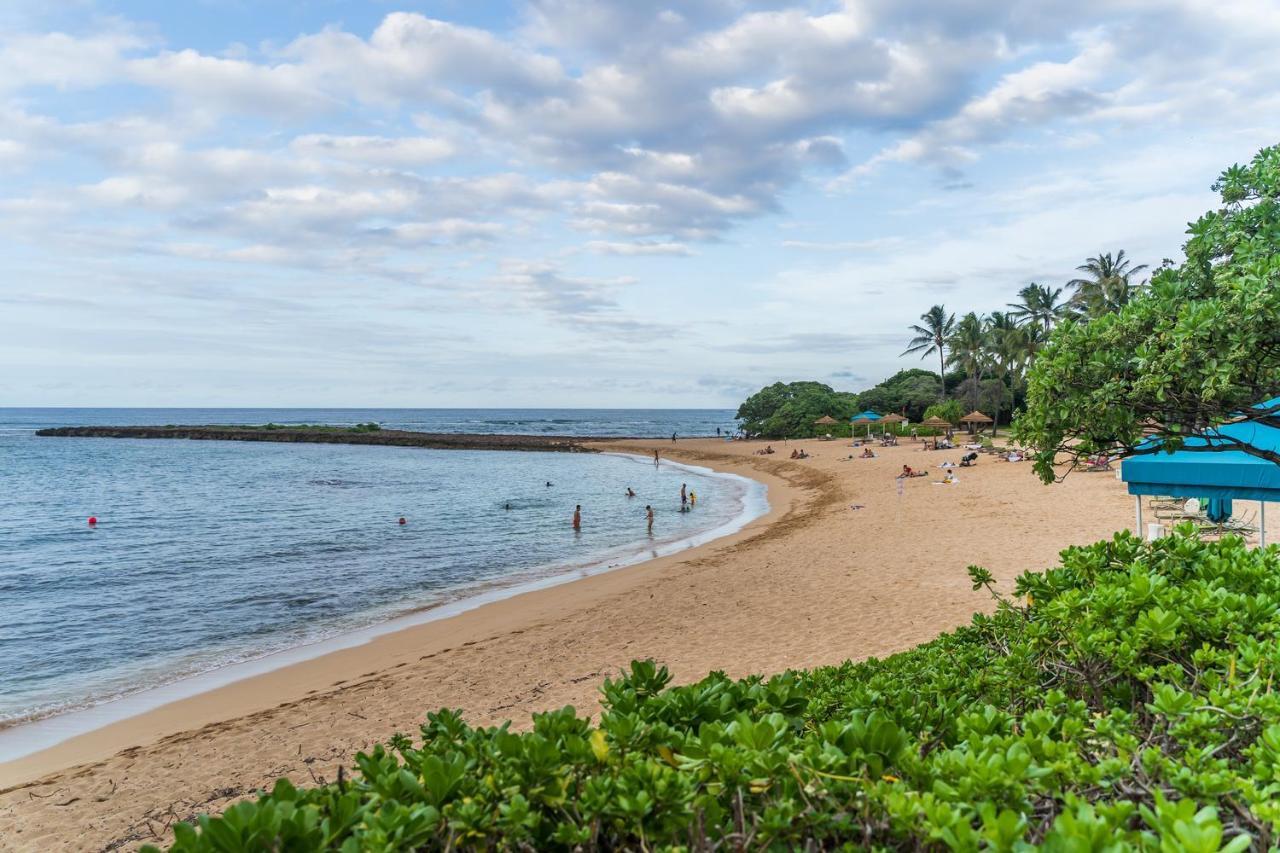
[289,134,455,166]
[583,240,693,256]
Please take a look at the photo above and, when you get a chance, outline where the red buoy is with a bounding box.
[88,516,98,526]
[398,517,407,525]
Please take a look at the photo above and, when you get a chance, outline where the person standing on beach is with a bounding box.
[646,505,654,532]
[680,483,687,506]
[653,449,660,467]
[573,505,581,530]
[671,431,677,442]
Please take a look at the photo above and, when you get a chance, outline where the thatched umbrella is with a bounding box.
[879,412,907,436]
[961,410,993,435]
[813,415,838,425]
[920,416,952,429]
[851,416,876,438]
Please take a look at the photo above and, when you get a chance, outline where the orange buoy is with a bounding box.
[88,516,98,526]
[398,517,407,525]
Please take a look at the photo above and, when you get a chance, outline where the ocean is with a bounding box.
[0,408,760,754]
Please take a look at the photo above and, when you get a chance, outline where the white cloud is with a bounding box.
[583,240,693,256]
[289,134,455,166]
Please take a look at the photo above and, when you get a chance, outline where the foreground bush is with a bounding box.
[153,530,1280,850]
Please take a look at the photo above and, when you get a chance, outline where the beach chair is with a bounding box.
[1156,498,1206,522]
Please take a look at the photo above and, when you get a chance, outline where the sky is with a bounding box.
[2,1,1278,408]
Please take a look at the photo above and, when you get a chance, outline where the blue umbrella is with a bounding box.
[1206,498,1233,523]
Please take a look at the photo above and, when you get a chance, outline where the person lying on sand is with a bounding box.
[860,448,876,458]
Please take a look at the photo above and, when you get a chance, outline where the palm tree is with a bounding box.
[1007,283,1068,332]
[902,305,955,399]
[985,312,1025,433]
[947,312,988,411]
[1068,250,1148,318]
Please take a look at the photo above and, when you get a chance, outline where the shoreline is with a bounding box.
[0,451,768,765]
[0,437,1136,851]
[0,443,791,789]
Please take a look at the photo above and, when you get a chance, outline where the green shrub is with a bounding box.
[151,530,1279,850]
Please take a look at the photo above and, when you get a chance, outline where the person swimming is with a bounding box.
[504,502,512,510]
[546,481,553,487]
[626,487,636,497]
[573,504,581,529]
[646,504,654,532]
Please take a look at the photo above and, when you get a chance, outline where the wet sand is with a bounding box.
[0,436,1136,851]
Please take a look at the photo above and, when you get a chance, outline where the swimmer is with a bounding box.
[680,483,687,505]
[573,504,581,529]
[546,481,553,487]
[626,487,636,497]
[504,502,512,510]
[646,504,654,532]
[689,490,697,506]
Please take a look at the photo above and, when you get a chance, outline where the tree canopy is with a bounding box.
[854,369,942,421]
[1015,142,1280,483]
[735,381,859,439]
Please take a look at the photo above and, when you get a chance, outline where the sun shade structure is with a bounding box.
[852,410,882,421]
[920,416,953,429]
[961,411,993,424]
[880,413,908,424]
[813,415,839,425]
[1122,412,1280,545]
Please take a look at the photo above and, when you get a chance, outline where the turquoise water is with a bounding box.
[0,409,757,731]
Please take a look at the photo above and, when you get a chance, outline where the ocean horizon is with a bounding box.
[0,407,762,751]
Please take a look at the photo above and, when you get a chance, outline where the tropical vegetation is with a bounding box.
[1016,142,1280,482]
[153,530,1280,850]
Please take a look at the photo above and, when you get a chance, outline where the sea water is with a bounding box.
[0,408,759,746]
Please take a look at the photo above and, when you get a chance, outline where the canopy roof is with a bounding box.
[813,415,839,425]
[852,410,882,421]
[880,413,907,423]
[962,410,993,423]
[1122,409,1280,502]
[921,416,953,428]
[851,416,876,425]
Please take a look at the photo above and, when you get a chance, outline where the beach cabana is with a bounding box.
[1122,417,1280,545]
[961,410,994,434]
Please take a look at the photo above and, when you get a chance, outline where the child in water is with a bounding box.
[689,491,697,506]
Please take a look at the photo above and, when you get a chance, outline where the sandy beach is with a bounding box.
[0,436,1138,851]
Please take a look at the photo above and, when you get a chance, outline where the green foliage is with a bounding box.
[348,422,383,433]
[855,369,942,422]
[1015,143,1280,483]
[924,399,963,425]
[735,381,859,439]
[152,531,1280,851]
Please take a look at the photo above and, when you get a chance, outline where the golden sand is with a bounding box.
[0,437,1137,850]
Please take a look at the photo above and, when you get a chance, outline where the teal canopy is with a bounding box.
[852,410,882,421]
[1122,409,1280,502]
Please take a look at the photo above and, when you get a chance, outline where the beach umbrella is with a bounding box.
[880,412,907,436]
[851,416,876,438]
[813,415,838,425]
[920,416,952,428]
[961,410,993,435]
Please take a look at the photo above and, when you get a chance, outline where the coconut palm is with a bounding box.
[984,312,1026,432]
[1068,250,1148,318]
[1007,283,1068,332]
[947,312,988,410]
[902,305,955,399]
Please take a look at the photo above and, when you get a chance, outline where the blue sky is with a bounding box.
[2,0,1278,407]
